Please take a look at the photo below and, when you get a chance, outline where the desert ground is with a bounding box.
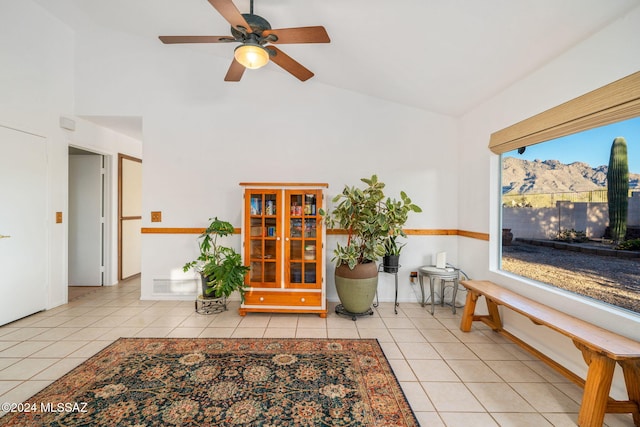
[502,242,640,314]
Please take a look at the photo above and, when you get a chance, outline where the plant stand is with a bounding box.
[334,304,374,321]
[195,294,227,314]
[378,263,400,314]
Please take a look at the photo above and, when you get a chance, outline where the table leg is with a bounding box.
[419,274,425,307]
[394,271,398,314]
[452,278,459,314]
[430,277,436,315]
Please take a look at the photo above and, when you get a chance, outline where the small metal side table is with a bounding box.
[418,265,460,315]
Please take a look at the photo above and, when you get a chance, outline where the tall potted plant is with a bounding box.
[183,217,250,300]
[321,175,421,314]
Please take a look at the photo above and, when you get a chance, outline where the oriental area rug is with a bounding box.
[0,338,418,426]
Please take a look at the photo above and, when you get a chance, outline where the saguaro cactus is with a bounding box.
[607,136,629,243]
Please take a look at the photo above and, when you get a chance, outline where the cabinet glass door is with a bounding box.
[245,190,280,288]
[285,190,321,288]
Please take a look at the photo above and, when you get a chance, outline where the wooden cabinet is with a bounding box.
[239,183,327,317]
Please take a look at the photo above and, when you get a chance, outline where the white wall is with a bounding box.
[139,84,459,301]
[0,0,74,309]
[68,22,460,301]
[458,5,640,399]
[2,0,454,308]
[502,202,611,240]
[0,1,142,308]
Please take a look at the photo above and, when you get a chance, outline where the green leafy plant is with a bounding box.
[320,175,422,269]
[183,217,250,299]
[381,191,422,257]
[615,238,640,251]
[383,236,406,256]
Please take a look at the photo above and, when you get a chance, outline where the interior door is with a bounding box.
[68,153,103,286]
[0,126,47,325]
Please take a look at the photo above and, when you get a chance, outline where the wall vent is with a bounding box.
[152,279,197,296]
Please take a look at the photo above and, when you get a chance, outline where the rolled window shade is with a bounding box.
[489,71,640,154]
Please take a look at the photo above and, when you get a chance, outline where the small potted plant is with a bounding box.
[321,175,421,315]
[381,191,421,272]
[382,236,404,273]
[183,217,250,301]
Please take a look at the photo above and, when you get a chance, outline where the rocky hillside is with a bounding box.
[502,157,640,194]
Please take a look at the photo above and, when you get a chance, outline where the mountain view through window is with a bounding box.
[500,116,640,314]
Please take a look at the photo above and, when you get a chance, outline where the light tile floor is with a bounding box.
[0,277,634,426]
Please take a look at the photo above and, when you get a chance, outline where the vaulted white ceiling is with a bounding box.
[34,0,640,119]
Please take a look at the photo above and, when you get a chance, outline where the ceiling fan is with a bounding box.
[159,0,330,82]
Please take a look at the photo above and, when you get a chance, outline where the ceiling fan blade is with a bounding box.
[159,36,236,44]
[263,26,330,44]
[266,46,314,82]
[224,58,246,82]
[207,0,252,33]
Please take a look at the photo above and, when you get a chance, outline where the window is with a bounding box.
[491,72,640,314]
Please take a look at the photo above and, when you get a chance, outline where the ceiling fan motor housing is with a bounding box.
[231,14,272,41]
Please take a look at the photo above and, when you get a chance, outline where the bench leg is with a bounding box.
[620,359,640,426]
[485,299,503,331]
[578,349,616,427]
[460,291,478,331]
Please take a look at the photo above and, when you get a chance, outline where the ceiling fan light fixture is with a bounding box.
[234,43,269,69]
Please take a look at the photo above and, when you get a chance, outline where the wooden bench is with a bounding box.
[460,280,640,427]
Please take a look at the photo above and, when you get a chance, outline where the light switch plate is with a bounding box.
[151,211,162,222]
[56,212,63,223]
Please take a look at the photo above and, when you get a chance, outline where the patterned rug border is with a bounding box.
[0,337,419,426]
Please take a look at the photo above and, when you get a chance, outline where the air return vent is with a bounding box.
[152,279,197,296]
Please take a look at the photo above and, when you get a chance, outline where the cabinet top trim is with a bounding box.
[239,182,329,188]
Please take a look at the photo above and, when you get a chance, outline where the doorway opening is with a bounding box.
[68,147,107,289]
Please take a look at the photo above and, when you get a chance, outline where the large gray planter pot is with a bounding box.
[334,262,378,314]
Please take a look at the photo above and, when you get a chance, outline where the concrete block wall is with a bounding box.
[503,194,640,240]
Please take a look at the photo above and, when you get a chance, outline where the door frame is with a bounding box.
[118,153,142,280]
